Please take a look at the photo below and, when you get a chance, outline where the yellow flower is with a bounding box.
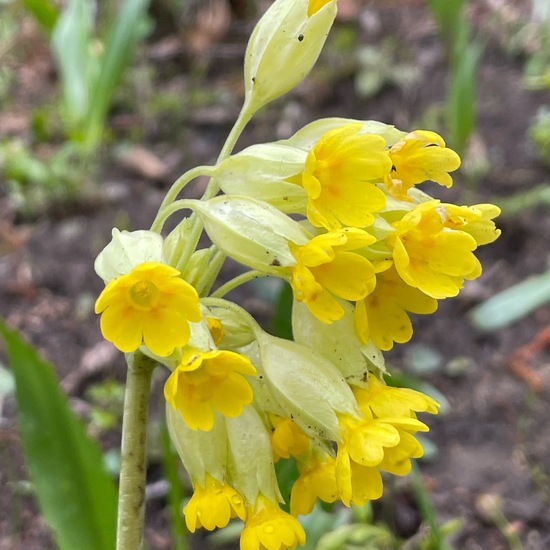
[206,316,224,345]
[389,200,482,299]
[94,262,201,356]
[300,124,391,229]
[164,349,256,431]
[352,377,439,475]
[332,379,438,505]
[289,228,376,323]
[184,474,246,532]
[437,203,501,245]
[353,375,440,418]
[355,265,438,350]
[291,452,338,516]
[334,442,383,506]
[241,495,306,550]
[385,130,461,199]
[270,415,311,461]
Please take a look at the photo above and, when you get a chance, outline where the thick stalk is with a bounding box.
[116,352,156,550]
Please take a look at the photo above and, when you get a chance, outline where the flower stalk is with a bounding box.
[116,352,157,550]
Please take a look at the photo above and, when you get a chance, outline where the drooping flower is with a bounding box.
[94,261,201,356]
[240,495,306,550]
[184,474,247,532]
[334,441,384,507]
[385,130,461,199]
[355,265,438,350]
[165,349,256,431]
[270,414,311,461]
[389,200,482,299]
[300,123,392,229]
[291,451,339,516]
[436,202,501,245]
[289,227,377,323]
[352,377,438,475]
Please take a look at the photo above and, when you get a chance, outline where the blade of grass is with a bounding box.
[84,0,150,149]
[469,266,550,331]
[410,461,452,550]
[0,321,118,550]
[22,0,59,33]
[446,25,484,155]
[51,0,95,133]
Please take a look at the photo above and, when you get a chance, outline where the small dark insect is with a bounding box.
[298,34,304,41]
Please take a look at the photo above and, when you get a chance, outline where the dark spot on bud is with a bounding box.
[271,258,281,266]
[298,34,304,41]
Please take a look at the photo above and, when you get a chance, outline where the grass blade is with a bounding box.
[0,321,118,550]
[22,0,59,33]
[84,0,150,149]
[51,0,95,132]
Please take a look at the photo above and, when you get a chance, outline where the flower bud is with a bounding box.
[214,143,308,213]
[254,331,359,441]
[292,300,386,385]
[190,196,309,273]
[225,405,282,504]
[94,229,164,283]
[244,0,337,112]
[166,403,228,484]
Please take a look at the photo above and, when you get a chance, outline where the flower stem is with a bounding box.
[209,269,270,298]
[116,352,157,550]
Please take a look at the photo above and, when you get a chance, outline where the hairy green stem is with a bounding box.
[209,269,270,298]
[116,352,157,550]
[150,166,215,232]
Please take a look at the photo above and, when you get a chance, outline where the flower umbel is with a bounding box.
[164,348,256,431]
[93,0,500,545]
[94,261,201,356]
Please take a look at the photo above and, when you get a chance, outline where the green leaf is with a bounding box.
[469,268,550,331]
[22,0,59,33]
[0,321,118,550]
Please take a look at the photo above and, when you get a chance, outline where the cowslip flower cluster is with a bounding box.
[94,1,500,549]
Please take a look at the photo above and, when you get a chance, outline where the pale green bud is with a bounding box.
[244,0,337,112]
[163,217,192,266]
[214,143,307,213]
[94,229,164,283]
[226,405,282,504]
[166,403,228,485]
[292,300,371,385]
[190,196,309,273]
[254,331,359,441]
[204,303,256,350]
[182,248,216,293]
